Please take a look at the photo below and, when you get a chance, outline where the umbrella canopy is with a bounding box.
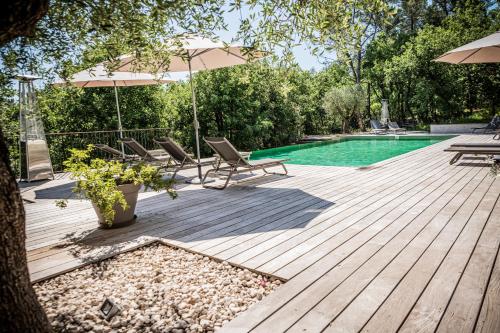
[115,36,266,72]
[113,36,266,183]
[54,64,174,87]
[434,31,500,64]
[54,64,174,157]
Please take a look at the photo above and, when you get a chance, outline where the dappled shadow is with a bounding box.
[33,181,77,199]
[18,178,53,191]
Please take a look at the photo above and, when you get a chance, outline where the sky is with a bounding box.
[216,6,325,71]
[168,5,327,81]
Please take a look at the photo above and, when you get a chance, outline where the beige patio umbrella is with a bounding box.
[54,64,174,156]
[434,31,500,64]
[114,36,266,183]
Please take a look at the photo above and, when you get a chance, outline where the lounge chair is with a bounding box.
[370,120,387,134]
[153,137,217,179]
[202,137,288,190]
[451,143,500,148]
[444,145,500,165]
[387,121,406,134]
[94,144,138,162]
[472,115,500,133]
[120,137,170,169]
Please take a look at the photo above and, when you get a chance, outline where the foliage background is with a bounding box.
[1,0,499,175]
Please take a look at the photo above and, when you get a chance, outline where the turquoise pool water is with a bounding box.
[250,136,454,167]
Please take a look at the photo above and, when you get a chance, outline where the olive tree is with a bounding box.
[323,85,366,133]
[0,1,377,331]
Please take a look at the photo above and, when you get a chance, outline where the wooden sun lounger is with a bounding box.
[387,121,406,134]
[94,143,139,162]
[370,120,387,134]
[444,146,500,165]
[451,143,500,147]
[202,137,288,190]
[120,137,170,170]
[154,137,217,180]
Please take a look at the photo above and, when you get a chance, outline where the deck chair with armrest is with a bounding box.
[120,137,170,170]
[387,121,406,134]
[202,137,288,190]
[94,144,139,162]
[444,145,500,165]
[370,120,387,134]
[153,137,217,180]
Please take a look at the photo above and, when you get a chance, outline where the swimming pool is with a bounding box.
[250,136,454,167]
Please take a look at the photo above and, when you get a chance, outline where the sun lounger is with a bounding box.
[444,145,500,165]
[94,144,139,162]
[387,121,406,134]
[153,137,217,179]
[202,137,288,189]
[472,115,500,133]
[120,137,170,169]
[451,143,500,147]
[370,120,387,134]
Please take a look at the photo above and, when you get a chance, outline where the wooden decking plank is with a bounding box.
[182,138,464,254]
[27,163,356,261]
[26,168,339,253]
[218,164,480,333]
[24,134,500,333]
[352,174,498,332]
[436,189,500,333]
[247,157,454,273]
[474,212,500,333]
[26,135,456,248]
[295,168,489,333]
[235,166,479,333]
[272,158,468,279]
[193,150,449,260]
[379,179,500,333]
[27,163,363,272]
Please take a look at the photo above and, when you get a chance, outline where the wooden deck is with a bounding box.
[24,134,500,332]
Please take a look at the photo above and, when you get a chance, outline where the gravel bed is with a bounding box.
[34,243,282,333]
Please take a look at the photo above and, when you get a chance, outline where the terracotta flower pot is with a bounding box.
[92,183,141,229]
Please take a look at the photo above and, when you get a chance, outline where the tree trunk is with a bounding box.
[0,0,49,44]
[0,128,51,332]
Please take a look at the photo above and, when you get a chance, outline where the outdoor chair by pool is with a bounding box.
[472,115,500,133]
[451,143,500,148]
[202,137,288,190]
[154,137,217,180]
[370,120,387,134]
[387,121,407,134]
[120,137,170,169]
[94,144,138,162]
[444,145,500,164]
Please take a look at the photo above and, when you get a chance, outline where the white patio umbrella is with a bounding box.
[114,36,266,183]
[54,64,174,156]
[434,31,500,64]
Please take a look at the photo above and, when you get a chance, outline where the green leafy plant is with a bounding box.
[56,144,177,225]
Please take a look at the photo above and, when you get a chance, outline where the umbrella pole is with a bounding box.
[113,81,125,158]
[188,59,203,181]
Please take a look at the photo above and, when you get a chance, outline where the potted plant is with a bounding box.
[56,145,177,228]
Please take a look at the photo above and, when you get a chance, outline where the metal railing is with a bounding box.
[46,128,171,171]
